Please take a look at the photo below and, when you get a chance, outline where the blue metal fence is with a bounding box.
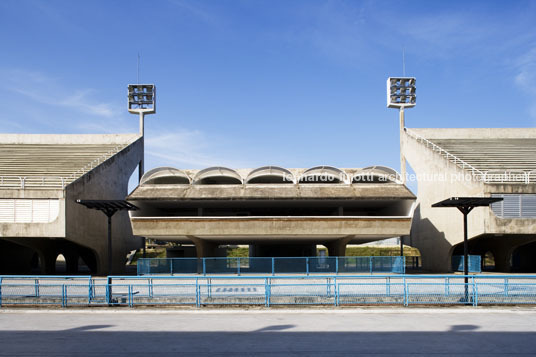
[137,256,406,275]
[2,274,536,307]
[452,255,482,273]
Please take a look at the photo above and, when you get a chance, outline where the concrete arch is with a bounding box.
[246,166,294,184]
[299,166,347,184]
[141,167,191,185]
[355,166,400,183]
[193,167,243,185]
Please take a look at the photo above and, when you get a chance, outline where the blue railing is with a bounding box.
[137,256,406,275]
[2,274,536,307]
[452,255,482,273]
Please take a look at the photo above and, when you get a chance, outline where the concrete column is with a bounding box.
[64,251,79,274]
[325,236,354,256]
[39,250,57,275]
[188,236,219,258]
[493,248,512,273]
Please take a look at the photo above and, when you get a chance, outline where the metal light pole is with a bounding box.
[387,77,416,184]
[128,84,156,182]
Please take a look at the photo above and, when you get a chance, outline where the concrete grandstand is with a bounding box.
[402,128,536,272]
[0,134,143,275]
[127,165,416,257]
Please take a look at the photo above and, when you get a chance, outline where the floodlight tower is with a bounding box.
[128,84,156,181]
[387,77,416,184]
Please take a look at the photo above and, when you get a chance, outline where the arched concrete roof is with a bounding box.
[193,166,243,185]
[353,166,399,183]
[246,166,294,184]
[140,167,191,185]
[299,166,347,184]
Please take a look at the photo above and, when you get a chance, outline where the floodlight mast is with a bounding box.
[386,77,416,184]
[128,84,156,182]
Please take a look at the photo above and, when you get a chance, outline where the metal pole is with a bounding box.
[399,107,406,184]
[108,214,112,275]
[142,237,146,258]
[463,210,469,302]
[138,113,144,183]
[400,236,404,257]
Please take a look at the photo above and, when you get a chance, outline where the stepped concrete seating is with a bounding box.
[405,128,536,183]
[428,139,536,171]
[0,134,138,189]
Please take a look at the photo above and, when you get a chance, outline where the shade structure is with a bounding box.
[76,200,139,274]
[432,196,503,303]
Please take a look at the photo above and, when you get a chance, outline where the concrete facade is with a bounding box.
[128,166,416,257]
[0,134,143,275]
[401,128,536,272]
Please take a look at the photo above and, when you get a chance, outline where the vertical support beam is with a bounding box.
[463,210,469,302]
[400,236,404,257]
[107,214,113,275]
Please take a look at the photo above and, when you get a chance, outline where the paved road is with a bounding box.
[1,307,536,356]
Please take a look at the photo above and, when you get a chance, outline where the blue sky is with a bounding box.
[1,0,536,192]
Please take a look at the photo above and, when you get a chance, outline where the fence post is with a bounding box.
[306,257,309,276]
[333,277,339,306]
[149,278,153,298]
[88,277,93,304]
[403,277,408,306]
[34,278,39,297]
[386,276,390,296]
[472,277,477,306]
[203,259,206,276]
[106,276,112,305]
[170,259,174,276]
[264,278,269,307]
[61,284,66,307]
[195,278,200,307]
[267,278,271,307]
[0,277,2,307]
[504,277,508,297]
[369,257,373,274]
[336,256,339,275]
[271,258,275,276]
[237,257,241,276]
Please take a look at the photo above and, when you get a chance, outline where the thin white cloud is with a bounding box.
[515,46,536,119]
[0,68,120,119]
[145,128,249,169]
[167,0,221,26]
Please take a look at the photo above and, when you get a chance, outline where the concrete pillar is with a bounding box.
[325,236,354,256]
[188,236,219,258]
[39,250,57,275]
[65,251,79,274]
[493,248,512,272]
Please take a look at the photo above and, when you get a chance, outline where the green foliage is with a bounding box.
[224,246,421,258]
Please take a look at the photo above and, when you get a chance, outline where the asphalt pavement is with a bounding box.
[1,307,535,356]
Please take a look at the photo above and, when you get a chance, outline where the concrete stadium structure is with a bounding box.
[0,134,143,275]
[402,128,536,272]
[128,166,416,257]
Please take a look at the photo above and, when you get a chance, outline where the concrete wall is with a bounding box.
[65,137,143,274]
[0,134,143,275]
[402,129,536,272]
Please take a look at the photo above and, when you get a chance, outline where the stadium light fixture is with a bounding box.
[128,84,156,136]
[128,84,156,181]
[387,77,416,109]
[387,77,416,184]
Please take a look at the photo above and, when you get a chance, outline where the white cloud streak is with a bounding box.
[0,69,119,118]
